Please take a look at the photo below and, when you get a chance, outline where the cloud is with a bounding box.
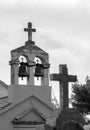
[0,0,90,86]
[0,0,19,10]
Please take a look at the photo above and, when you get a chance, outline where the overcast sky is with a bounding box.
[0,0,90,101]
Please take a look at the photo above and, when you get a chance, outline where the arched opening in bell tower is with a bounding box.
[18,55,29,85]
[34,57,43,86]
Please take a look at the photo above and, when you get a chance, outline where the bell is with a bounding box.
[18,62,29,80]
[34,63,44,77]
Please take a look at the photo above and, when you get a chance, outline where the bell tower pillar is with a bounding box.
[27,54,35,86]
[9,59,19,85]
[41,59,49,86]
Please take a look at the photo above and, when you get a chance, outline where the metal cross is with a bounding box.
[24,22,36,41]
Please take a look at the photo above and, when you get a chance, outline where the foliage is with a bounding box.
[56,108,85,127]
[71,76,90,114]
[57,120,84,130]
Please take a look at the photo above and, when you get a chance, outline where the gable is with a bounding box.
[0,94,54,125]
[11,107,46,126]
[30,96,54,111]
[14,107,46,121]
[0,95,55,130]
[11,44,48,55]
[20,111,45,122]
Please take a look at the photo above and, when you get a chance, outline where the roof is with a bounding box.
[11,41,48,55]
[0,95,54,116]
[0,80,8,89]
[0,96,10,109]
[30,95,54,111]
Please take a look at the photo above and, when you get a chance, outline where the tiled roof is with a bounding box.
[0,96,9,109]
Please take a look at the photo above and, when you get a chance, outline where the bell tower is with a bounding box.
[9,22,50,86]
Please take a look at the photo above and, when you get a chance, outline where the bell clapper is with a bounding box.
[37,77,39,80]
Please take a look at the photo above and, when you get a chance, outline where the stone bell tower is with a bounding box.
[9,22,50,86]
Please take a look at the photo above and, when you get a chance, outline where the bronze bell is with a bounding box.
[34,63,44,77]
[18,62,29,80]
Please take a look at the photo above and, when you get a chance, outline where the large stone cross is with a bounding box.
[24,22,36,41]
[50,64,77,110]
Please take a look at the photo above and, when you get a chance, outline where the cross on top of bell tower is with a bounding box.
[24,22,36,42]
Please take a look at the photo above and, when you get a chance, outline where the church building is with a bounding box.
[0,22,59,130]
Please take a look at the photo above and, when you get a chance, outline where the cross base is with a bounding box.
[25,40,35,46]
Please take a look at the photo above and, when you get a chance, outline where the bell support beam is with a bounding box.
[50,64,77,110]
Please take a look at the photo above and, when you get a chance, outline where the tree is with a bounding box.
[71,76,90,115]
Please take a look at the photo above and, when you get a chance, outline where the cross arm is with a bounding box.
[24,28,28,31]
[68,75,77,82]
[50,74,63,82]
[24,28,36,32]
[32,28,36,32]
